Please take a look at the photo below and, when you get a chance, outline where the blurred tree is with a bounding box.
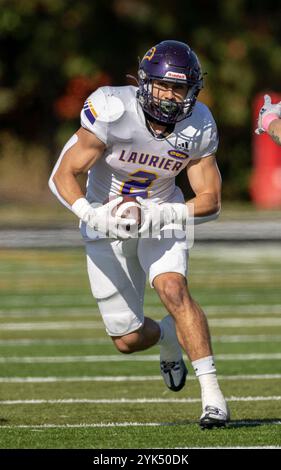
[0,0,280,199]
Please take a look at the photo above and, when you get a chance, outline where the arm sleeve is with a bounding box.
[80,88,109,144]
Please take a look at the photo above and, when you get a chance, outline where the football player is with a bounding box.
[49,40,229,429]
[256,94,281,146]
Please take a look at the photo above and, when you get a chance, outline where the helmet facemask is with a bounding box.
[137,75,201,124]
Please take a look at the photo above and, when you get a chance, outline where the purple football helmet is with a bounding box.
[137,40,203,124]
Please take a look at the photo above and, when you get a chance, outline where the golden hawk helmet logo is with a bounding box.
[143,47,156,61]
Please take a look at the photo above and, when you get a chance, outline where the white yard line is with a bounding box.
[0,422,179,429]
[1,317,281,331]
[206,305,281,315]
[0,335,280,346]
[210,318,281,326]
[0,338,109,346]
[0,321,104,331]
[0,375,162,383]
[213,335,281,343]
[0,374,280,383]
[1,396,281,405]
[0,423,280,433]
[0,353,281,363]
[1,304,281,318]
[0,309,99,318]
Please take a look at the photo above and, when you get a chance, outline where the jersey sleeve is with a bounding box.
[80,88,109,144]
[190,104,219,160]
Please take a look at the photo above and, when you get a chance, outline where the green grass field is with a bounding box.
[0,243,280,448]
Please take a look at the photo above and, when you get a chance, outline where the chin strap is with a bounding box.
[125,74,139,86]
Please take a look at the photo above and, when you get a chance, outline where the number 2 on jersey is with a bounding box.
[120,170,158,197]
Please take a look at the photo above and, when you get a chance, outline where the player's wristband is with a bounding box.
[193,210,220,225]
[71,197,92,222]
[262,113,279,132]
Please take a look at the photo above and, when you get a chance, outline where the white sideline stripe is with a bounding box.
[1,317,281,330]
[0,335,281,346]
[1,396,281,405]
[0,374,281,383]
[1,353,281,363]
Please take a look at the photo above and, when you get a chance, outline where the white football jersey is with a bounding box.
[80,85,218,205]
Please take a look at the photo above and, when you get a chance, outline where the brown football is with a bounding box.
[104,195,142,226]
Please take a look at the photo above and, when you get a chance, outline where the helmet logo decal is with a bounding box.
[143,47,156,61]
[164,71,187,80]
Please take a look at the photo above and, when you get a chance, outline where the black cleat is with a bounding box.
[200,405,230,430]
[160,358,187,392]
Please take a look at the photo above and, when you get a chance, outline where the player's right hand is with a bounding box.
[136,197,189,237]
[255,94,281,135]
[72,197,138,240]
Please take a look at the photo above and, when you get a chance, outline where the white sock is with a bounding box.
[192,356,227,413]
[157,315,182,362]
[198,373,227,412]
[192,355,216,376]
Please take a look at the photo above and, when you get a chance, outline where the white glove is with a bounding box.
[136,197,189,237]
[72,197,138,240]
[255,94,281,135]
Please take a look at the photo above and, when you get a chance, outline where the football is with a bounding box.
[104,195,142,227]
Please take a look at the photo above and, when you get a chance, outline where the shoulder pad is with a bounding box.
[84,87,125,124]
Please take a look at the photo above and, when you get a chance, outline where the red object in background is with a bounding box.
[54,73,112,120]
[250,92,281,208]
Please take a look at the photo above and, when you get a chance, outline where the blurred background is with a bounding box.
[0,0,281,226]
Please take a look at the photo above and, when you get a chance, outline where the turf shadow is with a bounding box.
[227,418,281,428]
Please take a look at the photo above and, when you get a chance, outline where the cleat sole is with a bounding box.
[200,418,229,430]
[169,362,187,392]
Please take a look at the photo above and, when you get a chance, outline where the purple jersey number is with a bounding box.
[121,170,158,198]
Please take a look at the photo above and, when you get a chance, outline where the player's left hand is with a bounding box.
[255,94,281,135]
[136,197,189,237]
